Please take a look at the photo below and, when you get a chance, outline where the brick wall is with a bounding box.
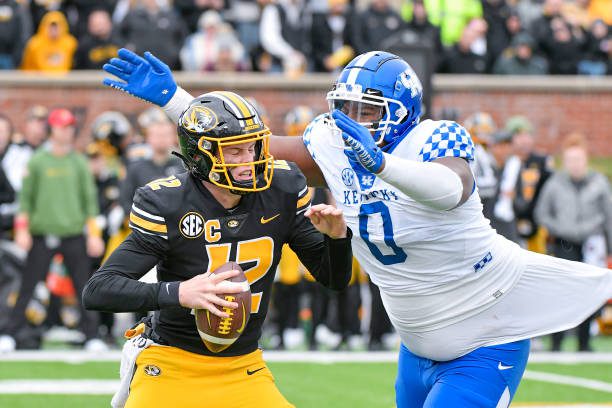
[1,73,610,156]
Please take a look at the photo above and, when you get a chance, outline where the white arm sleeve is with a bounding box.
[377,153,463,211]
[162,87,195,123]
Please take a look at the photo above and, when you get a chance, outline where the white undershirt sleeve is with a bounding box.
[162,87,195,123]
[377,153,463,211]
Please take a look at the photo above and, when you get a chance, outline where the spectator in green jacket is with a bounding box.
[0,108,106,352]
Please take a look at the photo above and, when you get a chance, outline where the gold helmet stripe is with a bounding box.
[215,91,256,128]
[208,91,246,127]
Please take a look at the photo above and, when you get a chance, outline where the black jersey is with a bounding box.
[84,161,352,356]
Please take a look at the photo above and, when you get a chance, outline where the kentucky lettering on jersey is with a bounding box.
[303,114,524,340]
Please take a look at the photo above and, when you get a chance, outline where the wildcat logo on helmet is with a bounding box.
[180,106,218,133]
[399,68,422,98]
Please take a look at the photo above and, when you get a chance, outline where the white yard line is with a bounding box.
[0,379,119,394]
[0,373,610,402]
[2,350,612,363]
[513,405,612,407]
[524,370,612,393]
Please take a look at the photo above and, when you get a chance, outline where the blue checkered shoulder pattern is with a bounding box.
[302,113,331,161]
[418,121,475,162]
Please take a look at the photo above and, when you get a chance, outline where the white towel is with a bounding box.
[582,234,607,268]
[111,335,155,408]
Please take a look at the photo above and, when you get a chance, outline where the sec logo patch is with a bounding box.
[180,212,204,238]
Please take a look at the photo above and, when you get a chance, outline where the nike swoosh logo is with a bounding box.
[498,362,513,370]
[247,367,265,375]
[165,283,170,295]
[260,214,280,224]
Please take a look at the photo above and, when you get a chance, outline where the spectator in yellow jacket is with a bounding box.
[21,11,77,72]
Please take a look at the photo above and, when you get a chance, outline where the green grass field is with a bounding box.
[0,356,611,408]
[590,157,612,181]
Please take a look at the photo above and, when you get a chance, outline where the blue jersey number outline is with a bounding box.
[358,202,407,265]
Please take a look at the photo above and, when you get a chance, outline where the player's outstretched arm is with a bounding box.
[270,135,326,187]
[332,110,469,211]
[103,51,325,185]
[103,48,193,120]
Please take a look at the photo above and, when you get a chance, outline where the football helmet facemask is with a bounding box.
[177,92,274,194]
[327,51,423,146]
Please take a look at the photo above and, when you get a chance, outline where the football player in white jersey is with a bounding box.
[103,49,612,408]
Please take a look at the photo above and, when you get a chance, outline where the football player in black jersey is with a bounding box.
[83,92,353,408]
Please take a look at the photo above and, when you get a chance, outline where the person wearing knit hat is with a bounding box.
[492,32,549,75]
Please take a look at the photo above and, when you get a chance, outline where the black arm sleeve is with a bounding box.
[288,213,353,291]
[0,167,15,205]
[82,231,181,312]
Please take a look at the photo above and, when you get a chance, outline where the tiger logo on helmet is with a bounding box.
[177,92,274,194]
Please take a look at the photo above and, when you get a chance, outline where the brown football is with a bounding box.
[194,261,251,353]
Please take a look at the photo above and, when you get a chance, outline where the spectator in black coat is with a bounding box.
[578,19,611,75]
[483,0,522,64]
[543,17,583,75]
[387,0,442,69]
[174,0,225,34]
[0,0,26,69]
[439,18,490,74]
[310,0,358,72]
[259,0,309,74]
[74,9,121,69]
[64,0,117,37]
[355,0,403,53]
[119,0,186,70]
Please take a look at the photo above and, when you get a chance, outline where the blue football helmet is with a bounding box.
[327,51,423,145]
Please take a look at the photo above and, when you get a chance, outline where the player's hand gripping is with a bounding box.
[332,109,385,173]
[305,204,347,239]
[103,48,177,106]
[178,270,244,318]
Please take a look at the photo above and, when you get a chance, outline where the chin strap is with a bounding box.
[171,150,189,167]
[171,150,206,181]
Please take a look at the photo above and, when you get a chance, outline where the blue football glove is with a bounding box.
[332,110,385,173]
[103,48,177,106]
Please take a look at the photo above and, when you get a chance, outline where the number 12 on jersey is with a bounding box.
[358,202,407,265]
[206,237,274,314]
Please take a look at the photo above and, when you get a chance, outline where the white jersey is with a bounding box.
[303,114,525,335]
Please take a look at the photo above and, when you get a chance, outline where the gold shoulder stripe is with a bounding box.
[130,212,168,233]
[273,160,291,171]
[296,188,312,209]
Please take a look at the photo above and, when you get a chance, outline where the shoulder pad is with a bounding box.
[270,160,307,194]
[418,120,475,162]
[128,173,190,239]
[270,161,312,215]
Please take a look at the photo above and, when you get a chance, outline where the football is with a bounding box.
[194,261,251,353]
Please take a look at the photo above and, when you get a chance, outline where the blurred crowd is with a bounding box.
[0,0,611,75]
[0,98,610,353]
